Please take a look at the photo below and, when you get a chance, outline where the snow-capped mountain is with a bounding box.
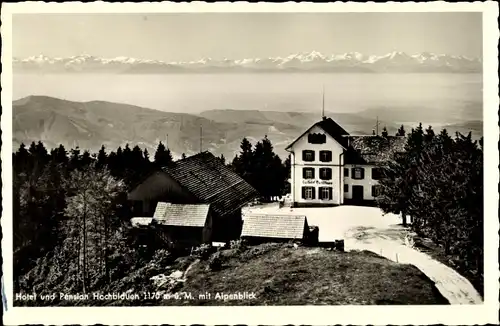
[13,51,482,74]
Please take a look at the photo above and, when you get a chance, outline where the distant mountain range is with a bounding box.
[13,51,482,74]
[12,96,483,160]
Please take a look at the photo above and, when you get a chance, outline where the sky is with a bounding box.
[13,12,482,61]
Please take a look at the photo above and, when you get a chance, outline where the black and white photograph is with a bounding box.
[1,2,499,325]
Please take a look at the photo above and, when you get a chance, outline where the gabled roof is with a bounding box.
[153,202,210,227]
[345,135,406,164]
[241,214,308,240]
[163,152,260,218]
[286,117,350,151]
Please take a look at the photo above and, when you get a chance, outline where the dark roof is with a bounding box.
[345,135,406,164]
[153,202,210,227]
[241,214,308,239]
[163,152,260,218]
[286,117,350,150]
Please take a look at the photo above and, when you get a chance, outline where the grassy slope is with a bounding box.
[15,243,447,306]
[168,244,447,306]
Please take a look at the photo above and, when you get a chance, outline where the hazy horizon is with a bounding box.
[13,13,482,61]
[13,72,482,117]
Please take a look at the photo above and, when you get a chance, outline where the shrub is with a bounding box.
[191,244,214,260]
[229,239,248,252]
[208,252,222,271]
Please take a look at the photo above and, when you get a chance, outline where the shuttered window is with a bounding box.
[319,187,333,200]
[344,184,349,193]
[302,187,315,200]
[319,168,332,180]
[344,168,349,177]
[303,167,315,179]
[319,150,332,162]
[302,150,315,162]
[352,167,365,180]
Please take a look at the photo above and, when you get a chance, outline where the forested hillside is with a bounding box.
[376,125,484,294]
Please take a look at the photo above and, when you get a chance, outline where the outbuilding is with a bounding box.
[128,151,260,242]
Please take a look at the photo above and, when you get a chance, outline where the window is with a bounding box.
[371,168,383,180]
[303,167,315,179]
[302,187,315,200]
[302,150,315,162]
[308,133,326,144]
[352,167,365,180]
[319,168,332,180]
[319,150,332,162]
[319,187,333,200]
[372,185,381,197]
[344,184,349,193]
[344,168,349,177]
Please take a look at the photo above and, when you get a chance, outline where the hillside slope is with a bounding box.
[15,243,447,306]
[12,96,482,160]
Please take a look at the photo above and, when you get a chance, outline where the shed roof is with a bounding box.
[241,214,308,240]
[131,217,153,227]
[163,152,260,218]
[345,135,406,164]
[153,202,210,227]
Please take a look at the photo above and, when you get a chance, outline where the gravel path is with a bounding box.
[244,204,483,305]
[345,227,483,305]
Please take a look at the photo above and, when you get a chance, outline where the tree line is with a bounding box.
[12,135,289,296]
[12,140,176,294]
[377,123,483,294]
[229,136,289,201]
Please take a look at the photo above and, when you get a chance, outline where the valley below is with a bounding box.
[12,72,483,161]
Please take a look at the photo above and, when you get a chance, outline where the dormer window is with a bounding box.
[308,133,326,144]
[302,150,315,162]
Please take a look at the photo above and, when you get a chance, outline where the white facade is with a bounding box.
[343,164,382,201]
[289,125,345,206]
[287,123,383,206]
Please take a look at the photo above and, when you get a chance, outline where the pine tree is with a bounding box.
[396,124,406,136]
[81,150,93,167]
[424,125,435,144]
[219,154,226,165]
[249,136,286,200]
[69,147,82,171]
[231,137,254,181]
[154,141,173,167]
[381,127,389,138]
[96,145,107,169]
[53,144,69,165]
[144,148,151,162]
[14,143,30,174]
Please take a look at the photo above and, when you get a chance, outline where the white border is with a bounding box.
[2,2,499,325]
